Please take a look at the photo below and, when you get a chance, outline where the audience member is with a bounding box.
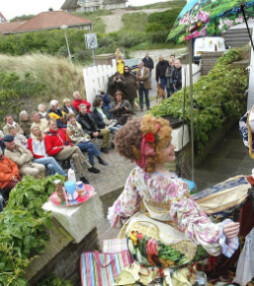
[76,104,110,154]
[110,91,132,125]
[96,91,111,111]
[3,115,24,135]
[67,114,107,170]
[172,59,182,92]
[0,147,22,202]
[38,103,47,119]
[28,126,67,177]
[4,135,45,178]
[63,98,77,115]
[19,110,32,137]
[107,72,126,99]
[72,91,91,113]
[8,126,28,148]
[165,58,175,98]
[44,119,91,183]
[122,66,137,110]
[0,130,4,140]
[142,52,154,86]
[92,98,121,133]
[155,55,169,92]
[47,100,67,129]
[136,61,151,112]
[31,112,49,134]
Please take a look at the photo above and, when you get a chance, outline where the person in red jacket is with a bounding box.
[0,145,22,201]
[44,119,96,184]
[28,126,67,176]
[72,91,91,113]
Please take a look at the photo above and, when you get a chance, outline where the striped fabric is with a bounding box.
[103,239,128,253]
[80,251,132,286]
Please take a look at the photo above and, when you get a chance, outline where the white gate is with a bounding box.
[83,59,117,104]
[182,64,201,87]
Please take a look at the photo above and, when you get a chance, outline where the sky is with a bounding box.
[0,0,171,21]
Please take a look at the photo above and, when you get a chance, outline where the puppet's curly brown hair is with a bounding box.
[114,114,172,173]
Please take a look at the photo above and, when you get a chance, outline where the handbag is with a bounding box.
[80,250,132,286]
[103,238,128,253]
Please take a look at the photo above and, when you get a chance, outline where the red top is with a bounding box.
[72,99,91,113]
[44,129,72,156]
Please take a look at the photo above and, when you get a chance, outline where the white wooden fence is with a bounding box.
[83,59,117,104]
[182,64,201,87]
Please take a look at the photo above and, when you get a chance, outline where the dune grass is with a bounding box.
[0,53,85,106]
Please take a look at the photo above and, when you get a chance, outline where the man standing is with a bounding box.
[76,104,110,153]
[165,58,175,98]
[172,59,182,92]
[122,66,137,110]
[44,119,92,183]
[155,56,169,93]
[107,72,126,99]
[136,61,150,112]
[4,135,45,178]
[142,52,154,86]
[72,91,91,113]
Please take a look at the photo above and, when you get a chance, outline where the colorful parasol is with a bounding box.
[168,0,254,44]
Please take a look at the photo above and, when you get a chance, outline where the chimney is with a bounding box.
[48,8,53,12]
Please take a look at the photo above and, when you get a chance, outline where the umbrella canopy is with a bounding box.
[168,0,254,44]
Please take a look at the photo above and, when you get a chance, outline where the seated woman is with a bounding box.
[38,103,48,119]
[19,110,32,138]
[97,91,111,110]
[108,115,240,284]
[67,113,108,172]
[3,114,24,135]
[8,126,28,148]
[92,98,121,134]
[47,100,67,129]
[110,90,133,125]
[63,98,78,115]
[0,146,22,203]
[28,126,67,177]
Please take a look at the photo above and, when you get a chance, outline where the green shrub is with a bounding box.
[145,23,165,32]
[150,48,248,154]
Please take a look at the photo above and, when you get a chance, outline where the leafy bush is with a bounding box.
[150,48,248,154]
[0,174,67,286]
[148,9,182,30]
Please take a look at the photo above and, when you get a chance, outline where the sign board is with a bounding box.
[85,33,98,50]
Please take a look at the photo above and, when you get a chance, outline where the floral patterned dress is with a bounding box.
[108,167,238,270]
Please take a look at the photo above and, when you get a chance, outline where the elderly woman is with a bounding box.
[92,97,121,133]
[63,98,77,115]
[108,115,240,284]
[109,90,133,125]
[27,126,67,177]
[19,110,32,138]
[38,103,47,119]
[67,113,107,171]
[8,126,27,148]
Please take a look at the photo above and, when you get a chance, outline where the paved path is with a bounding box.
[94,122,252,248]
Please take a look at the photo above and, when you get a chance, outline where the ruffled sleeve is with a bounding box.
[168,178,238,257]
[108,168,141,228]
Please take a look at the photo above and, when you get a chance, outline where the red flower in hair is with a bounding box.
[145,133,155,143]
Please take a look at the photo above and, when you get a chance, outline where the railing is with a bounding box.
[83,59,117,104]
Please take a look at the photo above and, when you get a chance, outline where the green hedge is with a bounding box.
[0,175,75,286]
[150,48,248,154]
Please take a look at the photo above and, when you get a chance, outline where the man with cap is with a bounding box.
[0,142,21,204]
[4,135,45,178]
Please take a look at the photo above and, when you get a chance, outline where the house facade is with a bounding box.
[61,0,127,12]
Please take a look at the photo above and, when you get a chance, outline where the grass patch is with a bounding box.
[127,0,186,10]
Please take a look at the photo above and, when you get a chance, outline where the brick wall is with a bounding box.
[28,226,100,286]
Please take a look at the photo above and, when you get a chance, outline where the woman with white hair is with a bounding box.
[19,110,32,138]
[47,99,67,129]
[37,103,47,119]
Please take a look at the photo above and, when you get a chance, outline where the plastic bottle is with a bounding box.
[67,168,76,182]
